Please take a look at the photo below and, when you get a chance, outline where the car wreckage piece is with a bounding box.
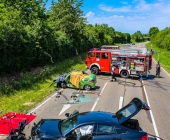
[0,112,36,135]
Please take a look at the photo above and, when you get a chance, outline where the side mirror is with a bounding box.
[65,113,70,117]
[142,103,150,110]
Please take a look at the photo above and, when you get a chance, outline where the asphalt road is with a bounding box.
[25,45,170,140]
[1,44,170,140]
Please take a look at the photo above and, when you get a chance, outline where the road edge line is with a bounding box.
[141,79,160,139]
[91,82,107,111]
[28,89,63,114]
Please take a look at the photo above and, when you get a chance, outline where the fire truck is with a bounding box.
[85,47,152,78]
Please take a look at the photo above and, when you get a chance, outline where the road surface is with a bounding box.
[1,43,170,140]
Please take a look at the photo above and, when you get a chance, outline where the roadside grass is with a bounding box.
[146,42,170,73]
[0,53,86,115]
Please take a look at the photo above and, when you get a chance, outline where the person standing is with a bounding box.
[156,61,161,77]
[111,64,117,81]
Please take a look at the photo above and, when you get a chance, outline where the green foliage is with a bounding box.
[0,53,86,114]
[131,31,144,42]
[0,53,86,95]
[146,43,170,74]
[152,29,170,49]
[0,0,136,77]
[148,27,159,42]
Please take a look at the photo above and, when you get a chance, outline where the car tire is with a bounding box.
[91,66,99,75]
[84,85,91,91]
[61,82,66,89]
[120,70,129,78]
[57,82,61,88]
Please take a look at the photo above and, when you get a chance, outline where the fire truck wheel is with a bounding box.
[84,85,91,91]
[91,67,99,75]
[120,70,129,78]
[61,82,67,89]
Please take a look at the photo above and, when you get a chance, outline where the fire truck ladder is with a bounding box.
[101,48,150,55]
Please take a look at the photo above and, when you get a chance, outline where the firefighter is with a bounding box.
[156,61,161,77]
[110,64,117,81]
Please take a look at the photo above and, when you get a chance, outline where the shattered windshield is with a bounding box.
[60,115,79,134]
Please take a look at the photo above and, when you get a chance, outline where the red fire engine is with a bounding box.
[85,47,152,78]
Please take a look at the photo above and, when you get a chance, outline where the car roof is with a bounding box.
[72,111,119,125]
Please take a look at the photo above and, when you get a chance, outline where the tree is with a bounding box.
[50,0,86,55]
[148,27,159,42]
[124,33,131,43]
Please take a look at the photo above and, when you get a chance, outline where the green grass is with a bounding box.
[146,42,170,73]
[0,53,86,115]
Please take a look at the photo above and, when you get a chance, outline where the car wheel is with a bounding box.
[91,66,99,75]
[61,82,66,89]
[120,70,129,78]
[57,82,62,88]
[84,85,91,91]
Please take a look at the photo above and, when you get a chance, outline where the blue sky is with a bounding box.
[46,0,170,34]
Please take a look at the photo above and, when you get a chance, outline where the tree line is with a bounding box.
[0,0,150,75]
[149,27,170,50]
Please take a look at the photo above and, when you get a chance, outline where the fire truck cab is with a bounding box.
[85,47,152,78]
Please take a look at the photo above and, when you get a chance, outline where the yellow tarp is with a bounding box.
[70,71,89,88]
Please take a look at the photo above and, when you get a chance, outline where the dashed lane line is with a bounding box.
[119,97,124,110]
[91,82,107,111]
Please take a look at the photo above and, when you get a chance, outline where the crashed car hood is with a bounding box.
[32,119,62,139]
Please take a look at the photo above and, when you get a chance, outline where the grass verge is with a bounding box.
[0,53,86,115]
[146,42,170,73]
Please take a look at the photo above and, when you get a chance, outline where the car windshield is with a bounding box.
[116,104,136,122]
[60,115,79,134]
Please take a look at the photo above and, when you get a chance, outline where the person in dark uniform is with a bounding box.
[156,61,161,77]
[110,64,117,81]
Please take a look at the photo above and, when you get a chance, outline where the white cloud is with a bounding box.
[85,11,95,18]
[99,4,131,12]
[86,0,170,34]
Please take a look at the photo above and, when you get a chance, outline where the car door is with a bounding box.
[66,124,95,140]
[115,98,150,124]
[93,124,121,140]
[100,52,111,72]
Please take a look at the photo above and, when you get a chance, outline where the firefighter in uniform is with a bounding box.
[110,64,117,81]
[156,61,161,77]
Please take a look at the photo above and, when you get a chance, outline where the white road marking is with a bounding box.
[141,79,160,140]
[58,104,71,116]
[119,97,124,109]
[153,59,170,77]
[28,89,63,114]
[91,82,107,111]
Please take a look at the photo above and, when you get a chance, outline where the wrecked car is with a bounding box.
[31,98,150,140]
[53,70,97,91]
